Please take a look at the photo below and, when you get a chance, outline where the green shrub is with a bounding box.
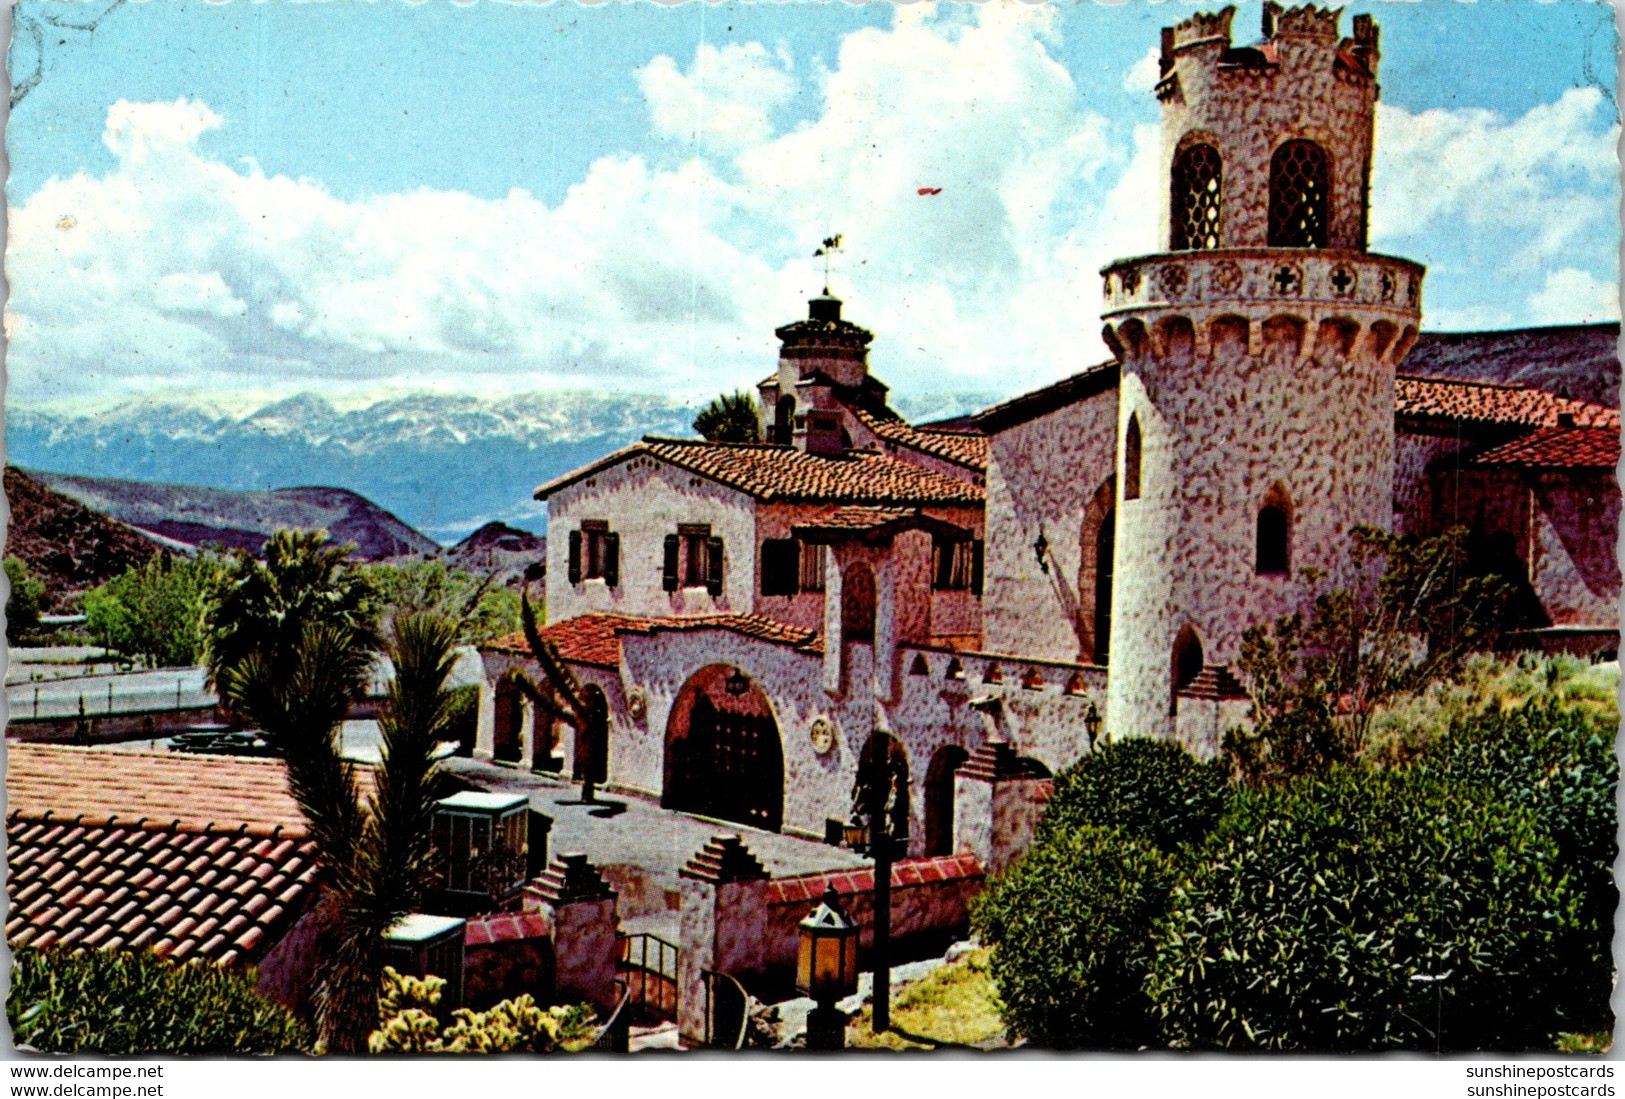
[972,826,1177,1049]
[8,949,310,1054]
[1039,736,1230,854]
[1148,765,1586,1051]
[368,968,597,1054]
[83,554,220,668]
[5,557,47,642]
[1421,703,1617,1034]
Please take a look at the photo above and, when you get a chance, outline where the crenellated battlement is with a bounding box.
[1263,2,1340,40]
[1171,6,1235,52]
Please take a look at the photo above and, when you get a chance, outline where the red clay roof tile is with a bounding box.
[1470,425,1620,470]
[536,437,985,506]
[484,612,820,667]
[1396,375,1618,430]
[849,408,990,472]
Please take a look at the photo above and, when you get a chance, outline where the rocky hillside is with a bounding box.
[3,467,164,609]
[432,522,546,586]
[25,471,438,560]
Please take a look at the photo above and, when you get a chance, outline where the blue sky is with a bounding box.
[6,0,1619,409]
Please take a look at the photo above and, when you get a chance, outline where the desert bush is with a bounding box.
[1148,764,1586,1051]
[8,949,310,1054]
[368,967,596,1054]
[973,825,1177,1049]
[1038,736,1230,854]
[4,557,47,642]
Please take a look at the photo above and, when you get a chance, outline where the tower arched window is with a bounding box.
[1170,626,1204,717]
[1123,415,1142,502]
[1268,140,1330,248]
[1256,491,1291,576]
[1170,143,1223,251]
[773,396,796,445]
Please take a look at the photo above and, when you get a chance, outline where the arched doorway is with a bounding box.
[842,564,876,643]
[573,684,609,789]
[1171,626,1204,717]
[924,745,968,857]
[492,671,523,765]
[663,665,784,831]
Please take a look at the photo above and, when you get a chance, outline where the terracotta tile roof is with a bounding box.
[765,854,984,907]
[970,361,1120,434]
[7,744,307,837]
[1395,375,1618,430]
[6,815,317,964]
[535,438,984,506]
[849,408,989,472]
[464,911,550,947]
[483,613,821,667]
[1470,426,1621,470]
[792,504,976,545]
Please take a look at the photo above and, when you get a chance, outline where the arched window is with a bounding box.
[1170,143,1223,251]
[1123,415,1142,502]
[1170,626,1204,716]
[1268,140,1330,248]
[1256,489,1291,576]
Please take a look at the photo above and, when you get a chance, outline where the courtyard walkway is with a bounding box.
[442,755,870,939]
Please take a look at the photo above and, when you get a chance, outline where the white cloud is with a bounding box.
[1123,45,1162,93]
[638,42,795,152]
[1527,268,1621,326]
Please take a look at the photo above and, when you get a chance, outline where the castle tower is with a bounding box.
[1100,3,1424,747]
[758,294,878,452]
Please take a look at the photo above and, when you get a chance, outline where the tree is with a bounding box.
[368,968,597,1053]
[1037,736,1230,853]
[8,949,309,1054]
[1148,763,1587,1051]
[693,390,761,443]
[220,611,461,1053]
[82,554,220,667]
[1227,525,1517,784]
[203,529,376,692]
[5,557,47,642]
[973,825,1176,1049]
[358,559,520,644]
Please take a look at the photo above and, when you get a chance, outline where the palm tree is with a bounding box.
[693,390,761,443]
[220,611,461,1053]
[204,529,376,693]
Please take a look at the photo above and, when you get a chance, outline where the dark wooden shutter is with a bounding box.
[970,539,985,596]
[706,536,725,597]
[567,530,582,584]
[604,532,620,587]
[662,534,680,592]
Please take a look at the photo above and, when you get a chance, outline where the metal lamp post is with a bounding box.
[796,885,861,1050]
[850,731,910,1034]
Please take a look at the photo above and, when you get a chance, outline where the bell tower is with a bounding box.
[1100,4,1424,748]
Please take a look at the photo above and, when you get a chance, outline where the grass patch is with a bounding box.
[1367,653,1618,764]
[845,949,1007,1051]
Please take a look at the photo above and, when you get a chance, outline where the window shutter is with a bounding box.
[706,536,725,597]
[604,532,621,587]
[567,530,582,585]
[971,539,985,596]
[663,534,680,592]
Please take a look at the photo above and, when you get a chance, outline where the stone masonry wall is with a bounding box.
[546,459,757,623]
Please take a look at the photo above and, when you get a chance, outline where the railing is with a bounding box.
[616,933,679,1021]
[589,979,632,1053]
[701,969,751,1050]
[7,678,216,721]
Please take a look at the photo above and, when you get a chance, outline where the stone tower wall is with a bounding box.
[1156,3,1379,252]
[1101,3,1422,747]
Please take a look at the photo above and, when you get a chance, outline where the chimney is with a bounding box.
[803,410,846,457]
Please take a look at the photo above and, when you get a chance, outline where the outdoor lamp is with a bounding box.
[840,819,868,852]
[797,885,860,1050]
[1085,702,1103,749]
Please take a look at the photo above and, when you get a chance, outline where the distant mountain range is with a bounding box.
[26,471,439,560]
[5,389,996,542]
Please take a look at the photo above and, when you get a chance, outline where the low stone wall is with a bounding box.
[6,705,223,744]
[761,854,984,974]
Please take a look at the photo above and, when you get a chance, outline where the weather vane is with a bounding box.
[813,233,844,295]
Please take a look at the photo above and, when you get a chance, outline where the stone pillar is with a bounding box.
[953,742,1053,876]
[676,835,770,1047]
[474,671,496,761]
[874,555,898,702]
[523,852,618,1011]
[822,554,844,695]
